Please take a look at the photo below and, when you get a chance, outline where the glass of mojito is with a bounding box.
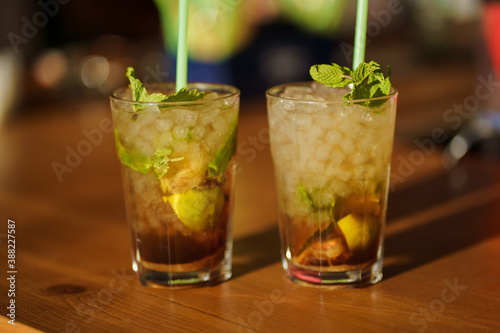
[266,78,397,288]
[110,80,239,288]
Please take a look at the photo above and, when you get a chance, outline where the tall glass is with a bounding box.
[266,82,397,288]
[110,83,239,288]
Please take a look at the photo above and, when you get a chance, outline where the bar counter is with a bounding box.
[0,93,499,332]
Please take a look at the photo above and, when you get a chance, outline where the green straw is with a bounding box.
[353,0,369,70]
[176,0,189,91]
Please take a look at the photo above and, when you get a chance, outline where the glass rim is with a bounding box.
[110,82,240,106]
[266,81,398,103]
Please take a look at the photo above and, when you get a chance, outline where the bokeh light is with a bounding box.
[79,56,110,88]
[33,50,68,88]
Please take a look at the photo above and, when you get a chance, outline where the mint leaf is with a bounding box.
[208,121,238,177]
[152,147,185,179]
[125,67,208,116]
[152,147,173,179]
[114,130,152,174]
[352,61,378,84]
[186,126,194,143]
[126,67,167,112]
[309,64,352,88]
[298,184,335,212]
[299,184,314,205]
[346,84,370,101]
[309,61,392,108]
[162,88,207,103]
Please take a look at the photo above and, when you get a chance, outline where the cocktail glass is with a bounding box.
[110,82,239,288]
[266,82,397,288]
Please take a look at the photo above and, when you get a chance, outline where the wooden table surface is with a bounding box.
[0,95,500,333]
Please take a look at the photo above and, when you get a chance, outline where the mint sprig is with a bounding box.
[152,147,184,179]
[126,67,167,112]
[114,129,152,174]
[162,88,208,103]
[125,67,208,119]
[208,120,238,178]
[309,61,392,108]
[298,184,335,213]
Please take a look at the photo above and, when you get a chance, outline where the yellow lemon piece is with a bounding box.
[337,214,380,254]
[167,187,224,232]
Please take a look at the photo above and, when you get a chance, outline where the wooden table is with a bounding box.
[1,97,499,333]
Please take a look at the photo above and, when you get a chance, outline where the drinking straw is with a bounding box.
[176,0,189,91]
[353,0,369,70]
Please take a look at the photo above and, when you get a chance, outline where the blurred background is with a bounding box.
[0,0,498,157]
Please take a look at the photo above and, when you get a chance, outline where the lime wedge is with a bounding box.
[167,187,224,232]
[337,214,379,254]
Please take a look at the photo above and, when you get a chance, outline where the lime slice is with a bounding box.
[167,187,224,232]
[337,214,379,254]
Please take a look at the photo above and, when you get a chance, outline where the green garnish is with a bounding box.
[298,184,335,212]
[186,127,194,143]
[114,130,184,177]
[152,147,184,179]
[309,61,392,108]
[126,67,167,112]
[161,88,208,103]
[299,184,314,205]
[114,130,152,174]
[125,67,208,118]
[208,121,238,177]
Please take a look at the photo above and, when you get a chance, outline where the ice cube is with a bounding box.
[369,108,391,129]
[281,86,312,99]
[140,125,158,143]
[211,116,228,134]
[157,132,174,147]
[135,137,154,156]
[202,92,220,100]
[349,107,373,124]
[340,138,355,154]
[126,123,141,143]
[199,109,220,125]
[172,140,188,153]
[294,114,313,131]
[356,129,376,152]
[329,150,345,166]
[175,109,198,127]
[173,125,189,140]
[268,115,286,135]
[281,99,296,112]
[304,124,324,145]
[274,143,295,163]
[314,113,336,131]
[311,82,337,99]
[326,166,351,182]
[350,151,369,165]
[306,158,326,174]
[155,118,174,132]
[303,94,325,101]
[326,129,342,145]
[223,108,237,123]
[338,117,363,137]
[315,143,331,162]
[353,165,376,180]
[136,109,157,126]
[330,180,352,198]
[294,100,327,113]
[203,131,218,151]
[191,125,206,140]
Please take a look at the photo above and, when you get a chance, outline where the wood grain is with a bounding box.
[0,99,499,332]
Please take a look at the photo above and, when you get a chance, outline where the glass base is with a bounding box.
[137,266,231,289]
[133,252,232,289]
[284,257,383,289]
